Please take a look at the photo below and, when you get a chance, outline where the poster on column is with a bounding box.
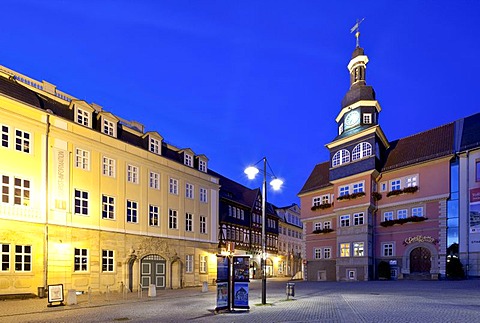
[233,256,250,282]
[469,188,480,251]
[233,282,249,308]
[216,256,229,282]
[216,282,229,308]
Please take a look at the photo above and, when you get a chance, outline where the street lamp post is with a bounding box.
[245,157,283,305]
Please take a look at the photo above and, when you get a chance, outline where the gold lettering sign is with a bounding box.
[403,235,438,246]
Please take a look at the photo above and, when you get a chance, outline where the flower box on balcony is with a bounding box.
[380,216,428,227]
[311,203,332,211]
[312,228,334,234]
[337,192,365,201]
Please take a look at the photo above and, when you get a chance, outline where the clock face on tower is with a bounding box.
[344,110,360,129]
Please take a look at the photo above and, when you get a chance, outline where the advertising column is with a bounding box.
[232,256,250,309]
[215,255,230,312]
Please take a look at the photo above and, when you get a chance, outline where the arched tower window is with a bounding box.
[352,142,372,161]
[332,149,350,167]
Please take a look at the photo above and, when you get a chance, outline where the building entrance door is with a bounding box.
[141,254,166,289]
[410,247,431,273]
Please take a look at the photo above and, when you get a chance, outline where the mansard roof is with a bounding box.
[0,68,208,172]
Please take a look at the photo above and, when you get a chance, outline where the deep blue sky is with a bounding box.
[2,1,479,207]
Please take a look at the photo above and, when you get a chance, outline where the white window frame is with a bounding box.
[200,215,207,234]
[102,195,115,220]
[15,129,31,153]
[74,248,88,272]
[102,157,116,177]
[339,185,350,197]
[185,255,193,273]
[76,107,90,127]
[184,154,193,167]
[103,119,116,137]
[14,177,30,206]
[126,200,138,223]
[185,212,193,232]
[353,242,364,257]
[312,196,322,206]
[74,189,89,215]
[200,188,207,203]
[363,113,372,124]
[169,209,178,229]
[338,123,344,135]
[406,175,418,187]
[1,243,10,271]
[340,215,350,227]
[332,149,350,167]
[383,211,393,221]
[340,243,350,257]
[324,247,331,259]
[185,183,194,199]
[102,249,114,272]
[149,204,159,226]
[390,179,401,191]
[199,255,207,273]
[314,248,322,259]
[149,137,161,155]
[1,124,9,148]
[15,245,32,272]
[353,212,364,226]
[382,243,394,257]
[397,209,407,219]
[169,178,178,195]
[352,182,364,193]
[314,222,322,231]
[127,165,139,184]
[352,142,372,161]
[75,148,90,170]
[199,160,207,172]
[149,171,160,190]
[324,221,331,230]
[412,207,424,217]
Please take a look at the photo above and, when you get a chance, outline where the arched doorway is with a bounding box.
[141,254,166,290]
[410,247,431,273]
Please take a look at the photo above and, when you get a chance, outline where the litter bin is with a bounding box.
[286,282,295,299]
[37,286,45,298]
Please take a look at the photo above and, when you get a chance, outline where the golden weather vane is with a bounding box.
[350,18,365,47]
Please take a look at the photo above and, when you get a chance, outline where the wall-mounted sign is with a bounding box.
[403,235,438,246]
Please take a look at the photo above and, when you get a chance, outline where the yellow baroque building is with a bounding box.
[0,65,220,296]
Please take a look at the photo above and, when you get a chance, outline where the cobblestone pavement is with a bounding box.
[1,278,480,322]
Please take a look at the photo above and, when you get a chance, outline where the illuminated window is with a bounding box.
[126,200,138,223]
[75,148,90,170]
[405,176,417,187]
[102,195,115,219]
[199,255,207,273]
[149,205,159,226]
[340,243,350,257]
[74,189,89,215]
[74,248,88,272]
[353,242,364,257]
[15,129,30,153]
[15,245,31,272]
[102,250,114,272]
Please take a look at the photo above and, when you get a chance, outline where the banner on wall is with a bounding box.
[469,188,480,251]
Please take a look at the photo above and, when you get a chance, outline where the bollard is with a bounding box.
[148,284,156,297]
[286,282,295,300]
[202,281,208,293]
[67,289,77,305]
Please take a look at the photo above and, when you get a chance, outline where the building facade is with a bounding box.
[298,40,480,281]
[0,65,220,296]
[276,204,304,278]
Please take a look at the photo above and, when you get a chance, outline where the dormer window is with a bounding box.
[103,119,115,137]
[199,159,207,172]
[77,108,90,127]
[150,137,160,155]
[184,154,193,167]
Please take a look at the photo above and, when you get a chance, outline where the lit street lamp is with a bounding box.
[244,157,283,305]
